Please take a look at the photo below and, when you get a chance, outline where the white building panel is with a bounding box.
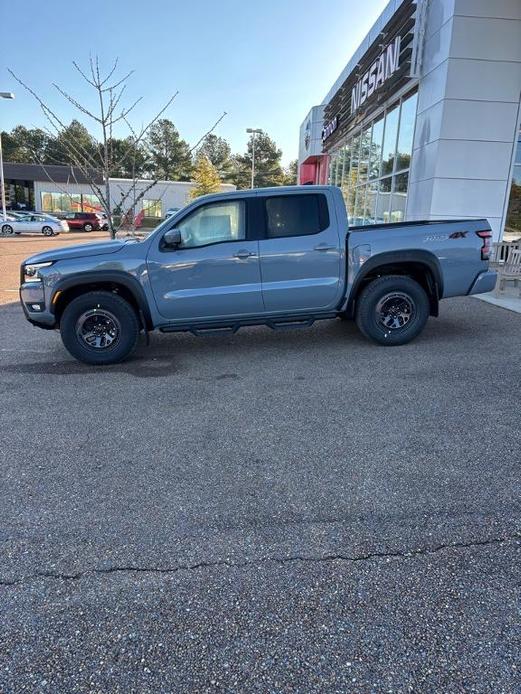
[454,0,521,21]
[434,140,514,180]
[439,100,520,142]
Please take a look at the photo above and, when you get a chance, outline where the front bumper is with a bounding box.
[20,281,56,328]
[467,270,497,295]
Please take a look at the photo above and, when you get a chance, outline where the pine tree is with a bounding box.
[145,119,192,181]
[190,154,222,199]
[1,126,51,164]
[232,130,285,189]
[198,134,234,181]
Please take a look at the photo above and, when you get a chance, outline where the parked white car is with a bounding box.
[1,214,69,236]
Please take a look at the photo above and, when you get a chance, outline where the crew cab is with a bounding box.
[20,186,497,365]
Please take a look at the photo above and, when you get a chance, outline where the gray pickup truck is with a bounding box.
[20,185,496,365]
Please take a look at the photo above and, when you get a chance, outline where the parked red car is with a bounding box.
[58,212,101,232]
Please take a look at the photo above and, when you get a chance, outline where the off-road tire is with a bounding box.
[60,291,140,365]
[355,275,429,346]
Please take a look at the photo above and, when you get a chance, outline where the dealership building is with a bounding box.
[3,162,235,219]
[298,0,521,240]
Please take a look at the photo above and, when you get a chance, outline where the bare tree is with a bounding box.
[9,57,226,238]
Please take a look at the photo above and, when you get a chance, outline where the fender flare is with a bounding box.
[346,249,443,315]
[51,270,153,328]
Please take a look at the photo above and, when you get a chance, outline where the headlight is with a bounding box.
[23,261,53,282]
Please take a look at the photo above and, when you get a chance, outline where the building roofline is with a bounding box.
[108,178,236,186]
[322,0,407,106]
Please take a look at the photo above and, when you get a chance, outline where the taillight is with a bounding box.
[476,230,492,261]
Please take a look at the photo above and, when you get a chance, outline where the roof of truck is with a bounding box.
[191,184,333,204]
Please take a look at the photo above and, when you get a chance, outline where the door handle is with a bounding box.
[234,250,255,259]
[314,243,335,251]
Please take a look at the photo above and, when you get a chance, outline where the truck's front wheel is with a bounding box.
[355,275,429,346]
[60,291,140,365]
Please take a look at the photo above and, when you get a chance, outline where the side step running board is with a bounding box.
[158,313,338,336]
[266,317,316,331]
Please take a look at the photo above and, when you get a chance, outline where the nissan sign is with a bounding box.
[351,36,401,115]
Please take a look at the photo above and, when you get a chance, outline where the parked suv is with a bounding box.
[58,212,101,232]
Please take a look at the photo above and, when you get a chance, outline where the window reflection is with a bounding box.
[381,106,399,176]
[41,192,81,213]
[81,194,103,212]
[177,201,245,248]
[358,125,371,187]
[370,117,384,179]
[396,92,417,171]
[326,90,417,226]
[340,145,351,199]
[143,199,162,218]
[349,134,361,189]
[505,163,521,237]
[366,181,378,223]
[377,177,392,223]
[390,172,408,223]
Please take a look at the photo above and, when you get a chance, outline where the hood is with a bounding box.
[23,240,135,265]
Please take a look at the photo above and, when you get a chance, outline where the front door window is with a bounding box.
[175,201,245,249]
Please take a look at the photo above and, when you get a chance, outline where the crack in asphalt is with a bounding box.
[1,534,519,588]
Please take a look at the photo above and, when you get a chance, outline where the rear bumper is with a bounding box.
[467,270,497,295]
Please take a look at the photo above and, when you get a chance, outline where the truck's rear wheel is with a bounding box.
[355,275,429,346]
[60,291,139,365]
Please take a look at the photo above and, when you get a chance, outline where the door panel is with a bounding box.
[147,241,263,320]
[146,199,264,321]
[19,217,35,233]
[258,193,343,312]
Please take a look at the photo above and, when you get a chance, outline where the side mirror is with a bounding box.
[163,228,182,248]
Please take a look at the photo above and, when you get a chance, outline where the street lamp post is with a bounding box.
[0,92,15,222]
[246,128,262,189]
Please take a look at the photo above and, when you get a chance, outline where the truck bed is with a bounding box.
[349,219,488,232]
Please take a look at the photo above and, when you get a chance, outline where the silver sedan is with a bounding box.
[1,214,69,236]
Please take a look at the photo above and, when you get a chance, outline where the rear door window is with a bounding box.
[264,194,329,238]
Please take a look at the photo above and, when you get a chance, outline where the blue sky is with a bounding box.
[1,0,389,165]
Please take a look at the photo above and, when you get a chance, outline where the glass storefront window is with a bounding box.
[336,147,347,188]
[82,194,102,212]
[340,145,351,198]
[353,185,366,224]
[505,163,521,238]
[504,126,521,239]
[381,105,399,176]
[358,125,371,187]
[390,172,409,222]
[396,92,418,172]
[41,192,81,213]
[369,117,384,179]
[328,151,338,185]
[349,134,361,188]
[143,199,162,217]
[377,177,392,223]
[366,181,378,223]
[40,192,103,213]
[8,181,34,211]
[325,90,417,227]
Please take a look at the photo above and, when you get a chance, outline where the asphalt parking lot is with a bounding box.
[0,287,520,691]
